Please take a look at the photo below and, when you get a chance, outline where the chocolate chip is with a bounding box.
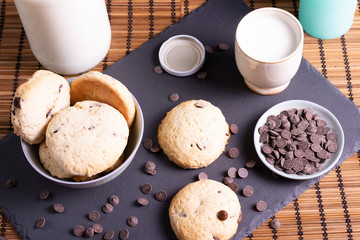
[5,178,17,188]
[283,160,294,170]
[39,190,49,200]
[127,216,138,227]
[119,229,129,240]
[108,195,119,206]
[13,97,21,108]
[256,200,267,212]
[237,168,248,179]
[53,203,64,213]
[230,124,239,134]
[102,203,113,214]
[154,65,163,74]
[294,149,305,158]
[228,148,239,158]
[179,211,186,217]
[145,161,156,175]
[59,84,63,93]
[103,230,115,240]
[222,177,234,185]
[197,71,207,80]
[237,213,243,223]
[260,132,269,143]
[169,93,179,102]
[137,197,149,206]
[143,138,154,150]
[327,142,338,153]
[74,225,85,237]
[148,143,161,153]
[92,223,103,234]
[245,160,256,168]
[85,227,95,238]
[258,125,268,135]
[218,43,229,51]
[35,217,45,228]
[299,142,309,151]
[155,190,167,202]
[242,186,254,197]
[270,219,281,229]
[141,183,152,194]
[317,119,327,127]
[317,149,328,159]
[205,45,213,54]
[276,138,287,148]
[262,144,273,154]
[227,182,238,192]
[198,172,208,180]
[217,210,228,221]
[326,132,337,141]
[88,210,100,222]
[88,125,95,130]
[227,167,237,178]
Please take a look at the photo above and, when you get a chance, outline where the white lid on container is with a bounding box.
[159,35,205,77]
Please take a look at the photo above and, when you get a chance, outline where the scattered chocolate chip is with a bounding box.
[88,210,100,222]
[205,45,213,54]
[5,178,17,188]
[237,168,248,179]
[150,145,161,153]
[141,183,152,194]
[119,229,129,240]
[228,147,239,158]
[197,71,207,80]
[230,124,239,134]
[270,219,281,229]
[154,65,163,74]
[169,93,180,102]
[256,200,267,212]
[198,172,208,180]
[218,43,229,51]
[39,190,49,200]
[137,197,149,206]
[13,97,21,108]
[127,216,138,227]
[85,226,95,238]
[227,167,237,178]
[220,175,233,185]
[242,186,254,197]
[108,195,119,206]
[53,203,64,213]
[145,161,156,175]
[227,182,238,192]
[143,138,153,150]
[92,223,103,234]
[102,203,113,214]
[35,217,45,228]
[245,160,256,168]
[74,225,85,237]
[217,210,228,221]
[155,190,167,202]
[103,230,115,240]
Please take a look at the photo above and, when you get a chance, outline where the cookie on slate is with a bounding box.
[11,70,70,144]
[169,179,242,240]
[158,100,229,169]
[41,100,129,179]
[70,71,136,127]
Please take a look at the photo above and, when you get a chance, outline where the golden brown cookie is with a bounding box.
[70,71,135,127]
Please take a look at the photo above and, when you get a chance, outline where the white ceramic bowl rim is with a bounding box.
[254,100,344,180]
[21,93,144,187]
[235,7,304,64]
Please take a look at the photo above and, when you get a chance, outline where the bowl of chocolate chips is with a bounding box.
[254,100,344,180]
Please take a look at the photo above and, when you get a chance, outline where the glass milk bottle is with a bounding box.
[14,0,111,75]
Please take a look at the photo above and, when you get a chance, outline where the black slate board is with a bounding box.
[1,0,360,239]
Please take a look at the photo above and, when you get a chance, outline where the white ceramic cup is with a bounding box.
[14,0,111,75]
[235,8,304,95]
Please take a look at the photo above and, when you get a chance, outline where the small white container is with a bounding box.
[159,35,205,77]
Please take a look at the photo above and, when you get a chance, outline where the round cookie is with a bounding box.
[158,100,229,169]
[169,179,242,240]
[11,70,70,144]
[42,100,129,179]
[70,71,136,127]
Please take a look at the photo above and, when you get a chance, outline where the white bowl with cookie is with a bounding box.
[16,70,144,188]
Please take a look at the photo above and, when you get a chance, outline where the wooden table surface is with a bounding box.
[1,0,360,239]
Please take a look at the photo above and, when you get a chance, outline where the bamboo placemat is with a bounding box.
[1,0,359,239]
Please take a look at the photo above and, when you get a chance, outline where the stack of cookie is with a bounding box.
[12,70,135,181]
